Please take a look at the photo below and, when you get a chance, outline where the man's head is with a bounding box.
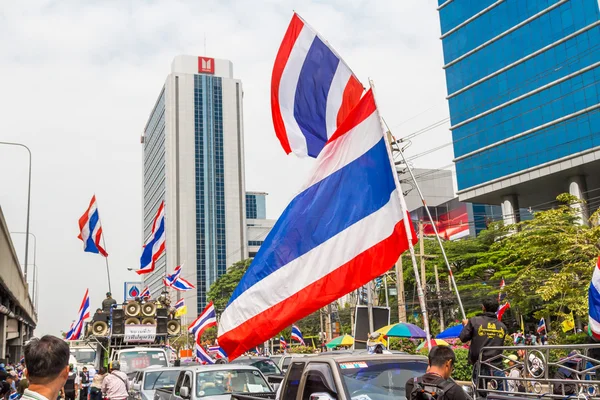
[24,335,70,386]
[482,297,499,314]
[428,346,456,379]
[82,367,87,372]
[106,292,112,299]
[109,361,120,371]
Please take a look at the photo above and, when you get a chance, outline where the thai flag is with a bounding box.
[188,302,217,341]
[588,256,600,340]
[208,345,227,360]
[171,276,195,292]
[165,344,176,353]
[218,89,417,359]
[138,201,166,275]
[77,195,108,257]
[280,336,287,351]
[496,302,510,322]
[195,344,215,365]
[271,13,363,158]
[140,286,151,298]
[164,265,182,287]
[174,298,185,311]
[537,317,547,334]
[291,325,305,345]
[498,278,506,302]
[66,289,91,340]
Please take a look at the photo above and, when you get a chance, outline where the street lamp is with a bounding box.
[0,141,32,281]
[11,232,37,306]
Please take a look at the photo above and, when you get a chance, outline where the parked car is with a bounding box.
[129,366,185,400]
[228,357,284,386]
[153,364,274,400]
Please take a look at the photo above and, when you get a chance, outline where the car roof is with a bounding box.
[231,356,271,362]
[314,354,429,363]
[142,366,185,372]
[181,364,263,372]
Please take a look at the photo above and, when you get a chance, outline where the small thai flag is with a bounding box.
[496,302,510,322]
[66,289,91,340]
[164,265,182,287]
[188,302,217,341]
[195,344,215,365]
[208,345,227,360]
[171,276,195,292]
[140,286,150,298]
[589,256,600,340]
[291,325,305,345]
[77,195,108,257]
[498,278,506,302]
[138,201,165,275]
[537,317,547,334]
[280,336,287,350]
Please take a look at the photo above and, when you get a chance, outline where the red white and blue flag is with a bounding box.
[77,196,108,257]
[195,344,215,365]
[208,345,227,360]
[66,289,91,340]
[291,325,305,345]
[174,298,185,311]
[218,90,417,359]
[498,278,506,303]
[271,13,363,158]
[138,201,165,275]
[537,317,546,334]
[140,286,150,298]
[280,336,287,350]
[164,265,182,287]
[171,276,195,292]
[588,256,600,340]
[496,302,510,322]
[189,302,217,342]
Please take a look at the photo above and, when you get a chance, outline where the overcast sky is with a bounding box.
[0,0,453,336]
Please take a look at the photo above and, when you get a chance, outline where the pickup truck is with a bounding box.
[153,364,275,400]
[129,366,185,400]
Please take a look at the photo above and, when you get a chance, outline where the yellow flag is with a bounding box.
[561,313,575,333]
[520,315,525,332]
[175,305,187,317]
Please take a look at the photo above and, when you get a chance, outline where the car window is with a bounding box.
[301,363,336,400]
[182,373,192,389]
[252,360,281,375]
[143,371,182,390]
[282,357,292,370]
[283,362,305,400]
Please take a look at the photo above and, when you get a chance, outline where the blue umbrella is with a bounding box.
[436,324,463,339]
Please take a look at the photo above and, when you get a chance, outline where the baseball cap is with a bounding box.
[503,354,518,364]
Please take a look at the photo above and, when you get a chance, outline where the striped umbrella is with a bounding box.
[325,334,354,348]
[416,339,450,351]
[375,323,427,339]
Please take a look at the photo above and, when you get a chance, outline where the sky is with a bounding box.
[0,0,453,335]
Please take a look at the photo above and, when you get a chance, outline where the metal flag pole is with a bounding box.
[101,235,112,294]
[369,80,431,343]
[385,126,466,320]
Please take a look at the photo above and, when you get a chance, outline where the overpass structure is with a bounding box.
[0,206,36,363]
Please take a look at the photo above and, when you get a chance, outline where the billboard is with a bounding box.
[124,281,143,301]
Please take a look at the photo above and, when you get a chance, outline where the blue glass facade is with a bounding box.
[245,192,266,220]
[142,88,166,295]
[194,75,226,311]
[439,0,600,191]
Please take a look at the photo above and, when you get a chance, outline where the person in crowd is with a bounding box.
[503,355,522,393]
[20,336,70,400]
[75,367,91,400]
[552,351,580,396]
[406,346,471,400]
[0,371,10,400]
[62,365,77,400]
[459,297,507,395]
[0,365,5,373]
[89,367,106,400]
[101,362,129,400]
[101,293,117,312]
[17,375,28,397]
[7,372,17,394]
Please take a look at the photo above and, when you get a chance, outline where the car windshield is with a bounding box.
[339,360,427,400]
[230,359,281,375]
[119,351,168,373]
[143,370,181,390]
[196,369,271,397]
[71,349,96,364]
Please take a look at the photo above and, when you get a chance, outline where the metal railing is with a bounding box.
[476,343,600,399]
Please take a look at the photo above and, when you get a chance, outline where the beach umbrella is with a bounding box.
[325,334,354,348]
[416,339,450,351]
[436,324,463,339]
[375,323,427,339]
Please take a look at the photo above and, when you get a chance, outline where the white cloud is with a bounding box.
[0,0,452,335]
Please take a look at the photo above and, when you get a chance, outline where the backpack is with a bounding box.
[410,376,456,400]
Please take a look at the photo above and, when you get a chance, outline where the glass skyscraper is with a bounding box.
[142,56,247,316]
[438,0,600,222]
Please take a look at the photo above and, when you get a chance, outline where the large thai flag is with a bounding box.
[189,302,217,342]
[291,325,305,345]
[66,289,91,340]
[164,265,182,287]
[138,201,165,275]
[77,196,108,257]
[271,13,363,158]
[588,256,600,340]
[218,90,417,359]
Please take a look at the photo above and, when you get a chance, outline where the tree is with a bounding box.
[206,258,252,312]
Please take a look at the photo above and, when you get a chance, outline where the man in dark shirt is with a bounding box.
[406,346,471,400]
[459,297,507,395]
[101,292,117,312]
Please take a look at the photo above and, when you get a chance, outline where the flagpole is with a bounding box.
[369,80,431,344]
[384,122,467,320]
[101,235,112,293]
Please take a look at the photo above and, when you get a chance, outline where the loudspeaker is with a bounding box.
[125,302,141,317]
[141,302,157,317]
[93,312,109,323]
[92,321,109,336]
[157,318,168,335]
[167,319,181,335]
[156,308,168,318]
[125,317,141,325]
[112,309,125,335]
[141,317,156,325]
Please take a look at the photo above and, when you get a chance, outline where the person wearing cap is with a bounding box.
[101,293,117,312]
[503,355,522,393]
[552,351,580,396]
[101,362,128,400]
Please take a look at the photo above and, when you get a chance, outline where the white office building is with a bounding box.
[142,55,247,317]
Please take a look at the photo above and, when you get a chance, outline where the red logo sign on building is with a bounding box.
[198,57,215,74]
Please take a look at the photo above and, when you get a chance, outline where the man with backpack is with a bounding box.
[406,346,471,400]
[101,362,129,400]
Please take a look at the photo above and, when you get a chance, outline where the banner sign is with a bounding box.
[124,325,156,343]
[124,282,143,301]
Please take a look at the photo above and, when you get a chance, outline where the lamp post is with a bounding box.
[11,232,37,306]
[0,142,32,281]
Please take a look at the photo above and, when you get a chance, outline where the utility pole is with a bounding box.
[319,308,325,348]
[326,304,333,341]
[434,265,445,331]
[419,221,426,293]
[395,257,406,322]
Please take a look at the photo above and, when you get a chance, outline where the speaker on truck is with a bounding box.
[112,309,125,335]
[156,308,168,318]
[156,317,168,335]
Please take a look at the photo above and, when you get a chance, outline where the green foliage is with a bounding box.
[288,345,315,354]
[451,348,472,382]
[206,259,252,312]
[388,338,417,354]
